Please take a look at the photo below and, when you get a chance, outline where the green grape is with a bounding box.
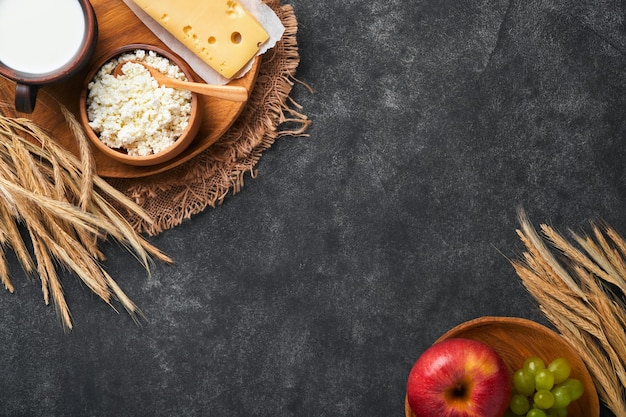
[557,378,584,400]
[551,385,571,409]
[524,356,546,375]
[547,358,571,384]
[535,368,555,391]
[526,408,547,417]
[510,394,530,415]
[546,408,568,417]
[511,355,581,417]
[533,390,555,409]
[514,368,536,396]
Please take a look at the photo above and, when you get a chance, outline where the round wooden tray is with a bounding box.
[404,316,600,417]
[0,0,259,178]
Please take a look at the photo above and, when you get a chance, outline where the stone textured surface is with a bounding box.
[0,0,623,416]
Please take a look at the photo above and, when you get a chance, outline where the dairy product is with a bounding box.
[0,0,86,74]
[131,0,269,79]
[86,50,192,156]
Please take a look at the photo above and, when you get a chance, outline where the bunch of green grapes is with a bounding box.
[506,356,584,417]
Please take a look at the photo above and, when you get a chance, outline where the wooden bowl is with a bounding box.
[404,316,600,417]
[78,44,202,166]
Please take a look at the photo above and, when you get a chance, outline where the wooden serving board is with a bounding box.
[0,0,259,178]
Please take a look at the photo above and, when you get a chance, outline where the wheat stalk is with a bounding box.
[0,108,172,330]
[512,209,626,416]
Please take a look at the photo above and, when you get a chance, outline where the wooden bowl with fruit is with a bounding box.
[404,316,599,417]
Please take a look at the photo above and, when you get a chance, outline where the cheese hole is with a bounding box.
[208,36,216,44]
[231,32,242,44]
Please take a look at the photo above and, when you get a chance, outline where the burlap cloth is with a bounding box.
[110,0,310,236]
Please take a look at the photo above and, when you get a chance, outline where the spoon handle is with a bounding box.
[161,78,249,101]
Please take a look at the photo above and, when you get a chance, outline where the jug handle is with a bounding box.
[15,83,39,113]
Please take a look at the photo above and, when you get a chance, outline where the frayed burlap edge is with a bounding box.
[108,1,310,236]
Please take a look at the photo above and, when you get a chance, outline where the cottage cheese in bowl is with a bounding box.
[79,44,202,167]
[86,49,192,157]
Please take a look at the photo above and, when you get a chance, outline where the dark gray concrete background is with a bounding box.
[0,0,623,416]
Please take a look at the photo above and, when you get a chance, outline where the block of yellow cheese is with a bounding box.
[132,0,269,79]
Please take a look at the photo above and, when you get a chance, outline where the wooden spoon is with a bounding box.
[114,60,249,102]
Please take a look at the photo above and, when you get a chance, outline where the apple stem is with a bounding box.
[452,383,466,398]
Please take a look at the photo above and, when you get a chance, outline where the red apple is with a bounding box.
[406,338,511,417]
